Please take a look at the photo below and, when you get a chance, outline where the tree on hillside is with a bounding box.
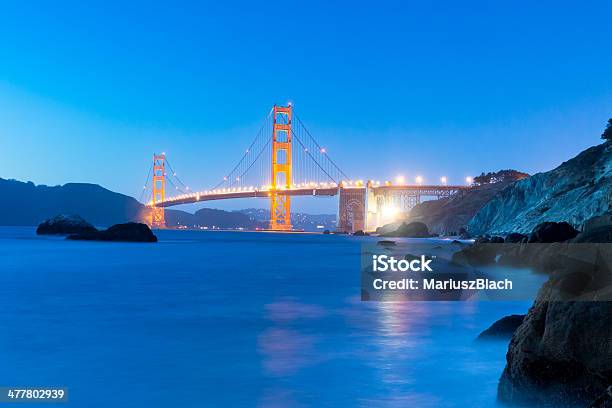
[603,118,612,141]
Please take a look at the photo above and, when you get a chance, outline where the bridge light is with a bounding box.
[415,176,423,185]
[321,148,326,153]
[396,175,405,184]
[236,177,240,181]
[245,149,249,153]
[223,176,228,181]
[173,172,177,176]
[385,181,391,186]
[382,204,398,218]
[440,176,448,185]
[466,176,473,184]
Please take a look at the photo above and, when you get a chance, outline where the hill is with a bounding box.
[0,178,257,229]
[468,141,612,235]
[404,170,528,235]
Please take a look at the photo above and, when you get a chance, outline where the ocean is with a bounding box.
[0,227,535,407]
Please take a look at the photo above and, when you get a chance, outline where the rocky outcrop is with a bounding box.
[505,232,527,243]
[406,170,528,235]
[380,221,431,238]
[36,214,97,235]
[68,222,157,242]
[476,314,525,341]
[469,142,612,236]
[527,221,579,243]
[497,259,612,406]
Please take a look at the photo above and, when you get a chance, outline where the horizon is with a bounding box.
[1,1,611,213]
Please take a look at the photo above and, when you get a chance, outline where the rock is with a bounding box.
[459,227,471,239]
[36,214,97,235]
[476,314,525,341]
[588,386,612,408]
[451,239,463,245]
[490,236,505,243]
[572,225,612,243]
[505,232,527,243]
[353,230,366,236]
[452,243,499,266]
[323,229,331,235]
[572,214,612,243]
[497,261,612,406]
[381,221,430,238]
[475,236,491,244]
[377,240,396,246]
[68,222,157,242]
[527,221,579,243]
[469,142,612,236]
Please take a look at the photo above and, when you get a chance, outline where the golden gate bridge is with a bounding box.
[139,104,470,232]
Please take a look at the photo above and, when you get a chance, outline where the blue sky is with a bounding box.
[1,0,611,212]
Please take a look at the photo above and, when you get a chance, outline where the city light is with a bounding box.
[440,176,447,185]
[395,175,405,184]
[466,176,473,184]
[415,176,423,184]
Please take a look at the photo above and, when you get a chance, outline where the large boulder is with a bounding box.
[497,258,612,406]
[36,214,97,235]
[380,221,430,238]
[572,214,612,243]
[527,221,579,243]
[68,222,157,242]
[476,314,525,341]
[505,232,527,243]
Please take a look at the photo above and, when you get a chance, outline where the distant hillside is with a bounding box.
[238,208,336,231]
[166,208,261,229]
[0,179,144,227]
[469,141,612,235]
[404,170,528,235]
[0,178,259,229]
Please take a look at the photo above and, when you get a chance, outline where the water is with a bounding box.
[0,227,533,407]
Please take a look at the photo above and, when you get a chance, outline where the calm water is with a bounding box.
[0,227,533,407]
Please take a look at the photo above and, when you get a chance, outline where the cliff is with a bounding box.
[468,142,612,235]
[406,171,527,235]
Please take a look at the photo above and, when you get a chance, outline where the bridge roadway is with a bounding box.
[155,184,469,208]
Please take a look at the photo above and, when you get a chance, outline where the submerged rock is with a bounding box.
[36,214,97,235]
[377,240,396,246]
[476,314,525,341]
[68,222,157,242]
[380,221,431,238]
[527,221,579,243]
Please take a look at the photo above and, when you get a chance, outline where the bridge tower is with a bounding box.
[151,153,166,229]
[270,104,292,230]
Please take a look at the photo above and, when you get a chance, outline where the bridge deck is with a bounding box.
[155,185,469,208]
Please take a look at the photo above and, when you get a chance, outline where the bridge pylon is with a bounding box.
[270,104,292,230]
[151,153,166,229]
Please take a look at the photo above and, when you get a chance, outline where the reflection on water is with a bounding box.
[0,228,534,407]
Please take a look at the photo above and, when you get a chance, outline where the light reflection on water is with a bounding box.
[0,227,534,407]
